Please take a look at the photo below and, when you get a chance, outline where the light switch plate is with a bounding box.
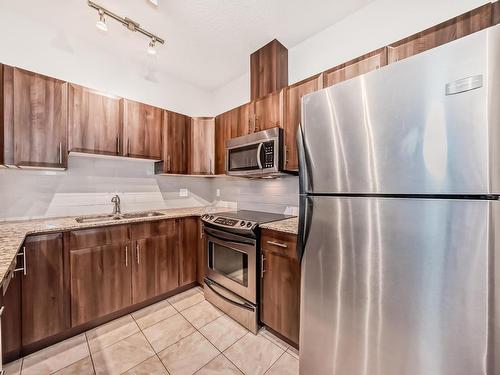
[179,189,188,197]
[216,189,221,197]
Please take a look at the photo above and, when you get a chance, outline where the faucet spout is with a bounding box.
[111,194,121,215]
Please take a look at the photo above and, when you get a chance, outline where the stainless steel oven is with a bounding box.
[226,127,283,177]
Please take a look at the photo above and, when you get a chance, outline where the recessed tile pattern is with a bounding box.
[5,287,299,375]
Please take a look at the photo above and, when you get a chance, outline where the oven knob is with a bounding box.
[202,214,208,219]
[209,215,214,220]
[247,222,252,227]
[240,221,246,226]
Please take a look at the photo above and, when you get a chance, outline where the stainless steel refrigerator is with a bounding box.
[297,24,500,375]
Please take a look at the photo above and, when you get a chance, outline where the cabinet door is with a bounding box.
[4,67,68,168]
[261,249,301,345]
[155,220,179,294]
[323,48,387,88]
[283,75,323,171]
[22,233,69,346]
[254,91,283,132]
[387,4,491,63]
[189,117,215,175]
[214,111,232,174]
[1,271,21,362]
[122,99,162,160]
[133,237,161,304]
[237,102,254,136]
[163,111,189,174]
[197,219,206,285]
[179,217,198,286]
[68,84,122,156]
[70,242,131,326]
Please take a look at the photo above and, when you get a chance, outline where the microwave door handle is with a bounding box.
[257,143,264,169]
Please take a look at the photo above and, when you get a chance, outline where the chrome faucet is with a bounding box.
[111,194,121,215]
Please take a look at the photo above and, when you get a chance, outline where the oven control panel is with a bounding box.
[201,214,257,230]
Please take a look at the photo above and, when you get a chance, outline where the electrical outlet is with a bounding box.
[148,0,159,6]
[179,189,188,197]
[216,189,221,197]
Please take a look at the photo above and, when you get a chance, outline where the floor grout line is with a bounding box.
[84,333,98,375]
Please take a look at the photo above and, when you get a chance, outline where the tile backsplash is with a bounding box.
[0,154,298,221]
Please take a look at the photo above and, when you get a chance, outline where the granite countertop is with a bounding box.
[0,207,214,287]
[260,217,299,235]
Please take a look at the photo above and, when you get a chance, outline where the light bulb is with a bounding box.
[96,11,107,32]
[147,39,157,55]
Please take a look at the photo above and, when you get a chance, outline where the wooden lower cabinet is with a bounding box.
[1,272,21,362]
[260,229,300,346]
[197,219,206,285]
[70,242,132,326]
[22,234,69,346]
[179,217,198,286]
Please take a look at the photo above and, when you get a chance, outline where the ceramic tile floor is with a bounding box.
[4,287,299,375]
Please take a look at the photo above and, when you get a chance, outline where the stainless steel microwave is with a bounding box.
[226,128,284,177]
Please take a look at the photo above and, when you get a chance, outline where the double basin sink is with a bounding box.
[75,211,164,224]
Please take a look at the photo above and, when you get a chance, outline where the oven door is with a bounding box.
[205,226,257,304]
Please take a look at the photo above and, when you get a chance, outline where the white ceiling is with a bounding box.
[3,0,373,91]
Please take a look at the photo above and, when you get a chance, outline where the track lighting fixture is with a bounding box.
[95,9,107,32]
[88,1,165,53]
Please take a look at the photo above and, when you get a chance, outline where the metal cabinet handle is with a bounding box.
[125,245,128,267]
[116,136,120,154]
[127,138,130,156]
[266,240,288,248]
[200,223,204,239]
[167,155,171,172]
[209,159,212,174]
[136,243,140,264]
[261,254,266,278]
[14,246,26,276]
[58,141,63,164]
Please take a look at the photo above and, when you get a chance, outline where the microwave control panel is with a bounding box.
[263,141,274,168]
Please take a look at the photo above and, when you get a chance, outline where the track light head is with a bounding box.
[96,9,107,32]
[147,38,157,55]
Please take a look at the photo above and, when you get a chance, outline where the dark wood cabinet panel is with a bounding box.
[254,91,283,132]
[494,1,500,25]
[68,84,122,156]
[214,110,232,174]
[230,103,255,138]
[122,99,162,160]
[197,219,206,285]
[261,230,300,346]
[323,48,388,88]
[388,4,492,63]
[251,39,288,101]
[283,74,323,171]
[3,66,67,168]
[179,217,198,286]
[70,225,129,250]
[189,117,215,175]
[2,270,21,362]
[21,234,69,346]
[155,222,179,295]
[162,111,189,174]
[133,237,162,304]
[70,242,131,326]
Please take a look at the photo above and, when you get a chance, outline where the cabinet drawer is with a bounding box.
[70,225,129,250]
[131,219,177,240]
[261,229,297,259]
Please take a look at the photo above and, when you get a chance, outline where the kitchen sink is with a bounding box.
[121,212,165,219]
[75,214,122,224]
[75,211,164,224]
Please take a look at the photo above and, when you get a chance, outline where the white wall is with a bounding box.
[212,0,488,114]
[0,8,213,117]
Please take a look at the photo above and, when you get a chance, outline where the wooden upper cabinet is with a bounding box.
[283,75,323,171]
[214,110,232,174]
[189,117,215,175]
[3,66,68,168]
[68,84,122,156]
[122,99,162,160]
[162,110,189,174]
[254,90,283,132]
[387,4,493,63]
[21,233,69,346]
[323,48,388,88]
[494,1,500,25]
[251,39,288,100]
[231,102,255,138]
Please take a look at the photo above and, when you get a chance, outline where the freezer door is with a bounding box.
[300,196,495,375]
[300,24,500,195]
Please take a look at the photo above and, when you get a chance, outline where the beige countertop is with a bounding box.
[0,207,213,287]
[260,217,299,235]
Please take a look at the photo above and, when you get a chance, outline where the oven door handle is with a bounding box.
[204,226,256,246]
[205,279,255,311]
[256,142,263,169]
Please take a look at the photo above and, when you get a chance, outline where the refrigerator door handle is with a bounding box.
[297,195,313,261]
[297,123,311,194]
